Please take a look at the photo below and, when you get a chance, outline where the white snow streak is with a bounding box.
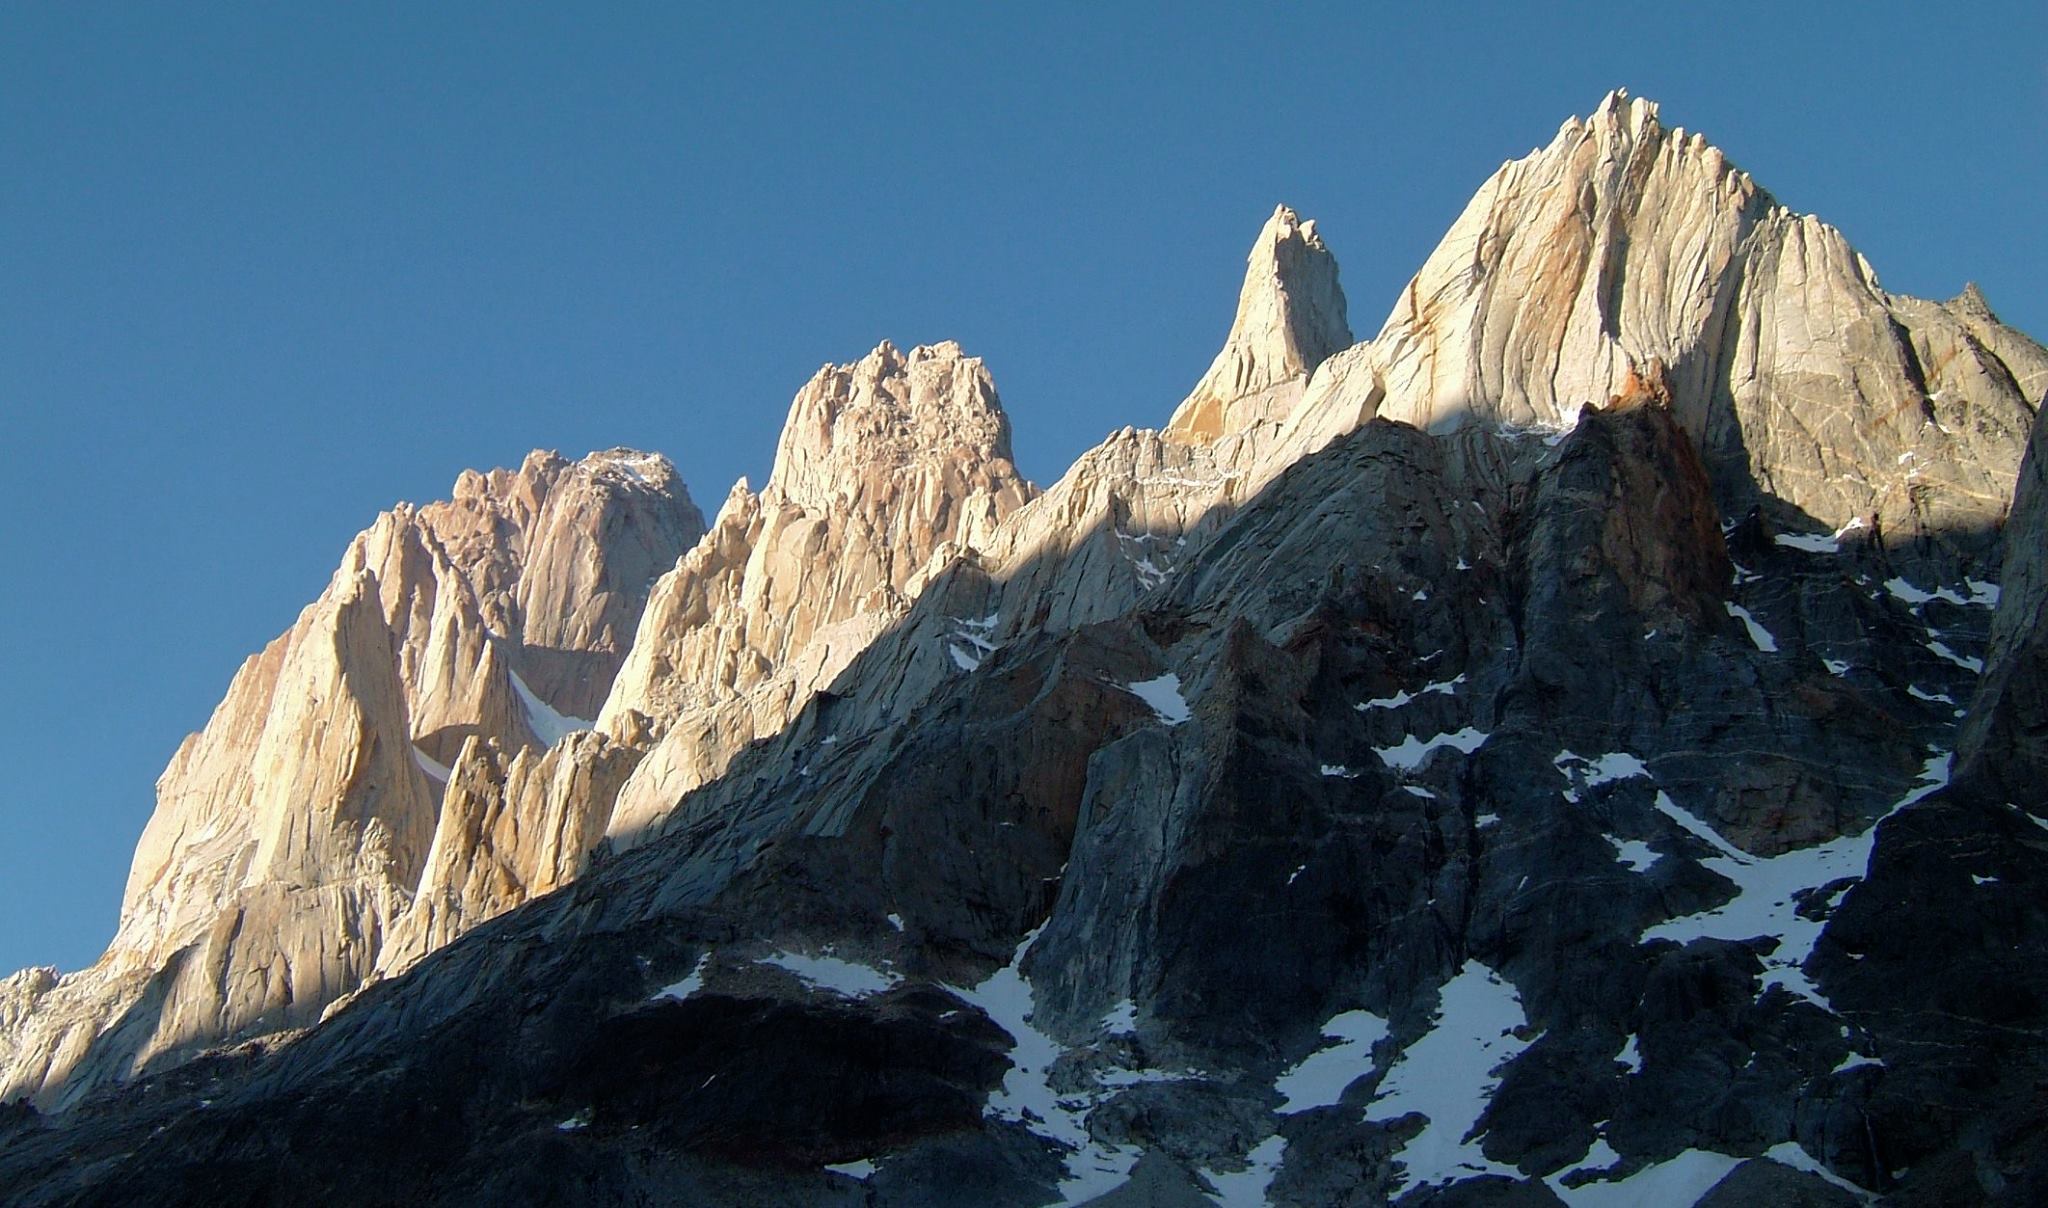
[947,614,999,672]
[1763,1141,1875,1199]
[1643,754,1951,1007]
[1925,640,1984,673]
[1773,531,1841,554]
[411,745,452,783]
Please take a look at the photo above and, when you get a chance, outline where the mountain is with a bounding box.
[5,91,2048,1206]
[0,450,705,1108]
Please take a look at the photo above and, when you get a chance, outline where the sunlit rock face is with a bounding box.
[1164,203,1352,446]
[7,92,2048,1208]
[595,339,1035,846]
[0,450,702,1106]
[1301,90,2037,572]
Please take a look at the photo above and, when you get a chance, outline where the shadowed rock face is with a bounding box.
[1959,368,2048,800]
[6,92,2048,1207]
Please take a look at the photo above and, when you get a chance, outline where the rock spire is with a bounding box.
[1164,204,1351,444]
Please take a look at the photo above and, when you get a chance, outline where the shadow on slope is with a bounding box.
[2,398,2028,1206]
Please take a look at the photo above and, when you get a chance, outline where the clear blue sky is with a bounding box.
[3,2,2043,975]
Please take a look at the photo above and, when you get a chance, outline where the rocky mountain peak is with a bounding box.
[767,339,1021,523]
[592,340,1035,837]
[1582,86,1660,137]
[1165,203,1351,443]
[1359,91,2038,559]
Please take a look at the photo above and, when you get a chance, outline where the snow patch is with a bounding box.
[1608,836,1659,873]
[1547,1148,1743,1207]
[1925,640,1983,673]
[1357,674,1465,711]
[1564,1137,1624,1177]
[1822,658,1851,677]
[651,953,711,1002]
[1204,1134,1287,1206]
[949,929,1137,1202]
[1885,576,1959,606]
[1724,603,1779,653]
[509,669,593,746]
[1761,1141,1875,1199]
[1274,1010,1389,1114]
[1100,1000,1138,1035]
[825,1159,877,1179]
[1375,727,1489,771]
[1617,1035,1640,1073]
[1556,751,1650,802]
[1320,764,1360,779]
[760,951,899,998]
[1370,962,1536,1194]
[1774,531,1841,554]
[1125,674,1191,726]
[1115,531,1174,591]
[946,614,1000,673]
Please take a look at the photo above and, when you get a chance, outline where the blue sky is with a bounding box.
[2,2,2043,974]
